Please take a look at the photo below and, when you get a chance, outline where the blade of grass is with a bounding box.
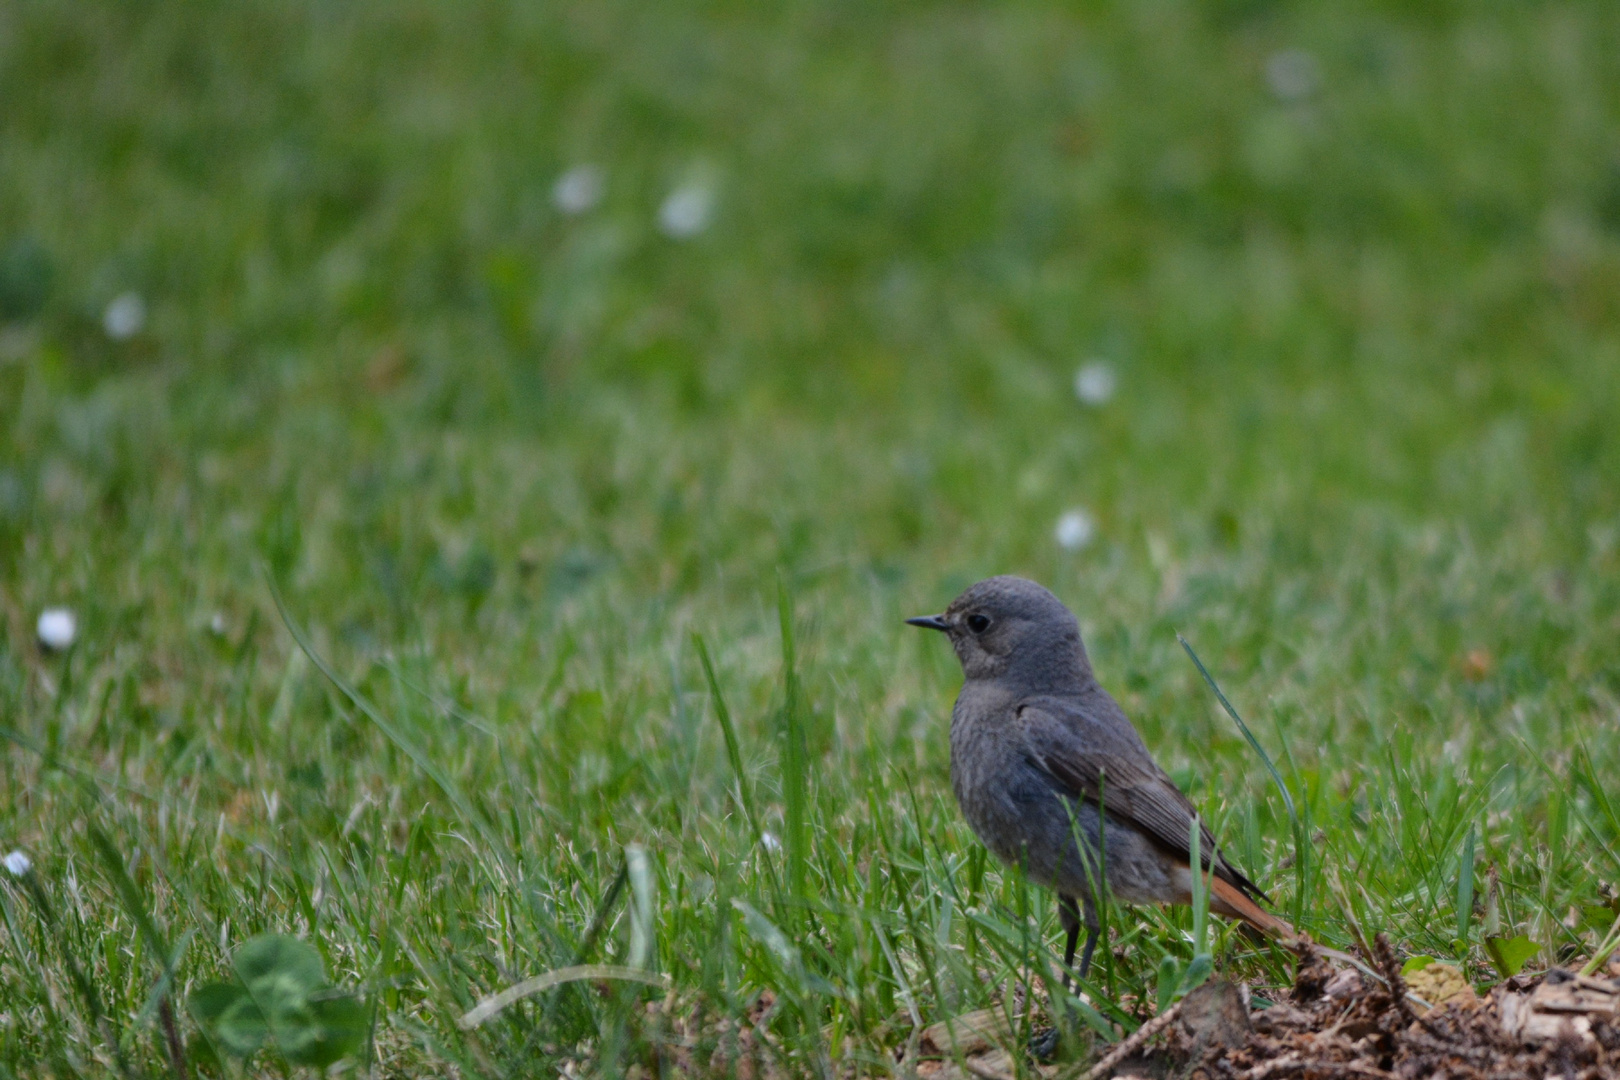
[540,857,629,1030]
[267,574,509,870]
[1455,826,1476,955]
[1270,714,1312,928]
[962,908,1132,1036]
[1189,815,1210,963]
[1177,636,1295,825]
[1581,911,1620,977]
[732,898,833,1079]
[777,577,810,902]
[7,859,137,1080]
[626,844,657,973]
[693,633,781,896]
[459,965,667,1029]
[1177,635,1309,926]
[85,823,190,1080]
[0,883,77,1072]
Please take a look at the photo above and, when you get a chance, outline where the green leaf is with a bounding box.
[284,996,368,1068]
[1582,905,1619,931]
[189,982,267,1058]
[1484,935,1539,977]
[1069,994,1120,1042]
[1179,954,1214,997]
[191,934,366,1067]
[1401,955,1436,975]
[234,934,327,999]
[1155,955,1181,1014]
[184,1033,222,1071]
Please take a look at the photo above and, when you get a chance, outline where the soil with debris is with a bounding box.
[1188,949,1620,1080]
[912,942,1620,1080]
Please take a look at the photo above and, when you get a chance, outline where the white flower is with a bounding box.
[552,165,604,215]
[103,293,146,340]
[36,608,76,651]
[208,612,228,636]
[1054,509,1095,552]
[760,831,782,853]
[2,850,31,877]
[1265,49,1319,102]
[658,182,716,239]
[1073,362,1117,406]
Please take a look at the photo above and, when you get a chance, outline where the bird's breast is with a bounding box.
[949,697,1051,868]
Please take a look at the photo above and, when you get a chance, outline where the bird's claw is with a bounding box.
[1027,1026,1061,1062]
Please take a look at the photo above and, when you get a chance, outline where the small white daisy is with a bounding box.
[1073,362,1117,406]
[658,182,716,239]
[1054,509,1095,552]
[2,850,31,877]
[552,165,605,215]
[36,608,76,651]
[103,292,146,340]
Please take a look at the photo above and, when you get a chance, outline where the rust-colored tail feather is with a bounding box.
[1208,875,1294,938]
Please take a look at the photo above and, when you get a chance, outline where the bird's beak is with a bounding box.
[906,614,950,632]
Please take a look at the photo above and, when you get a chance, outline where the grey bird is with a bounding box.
[908,575,1290,987]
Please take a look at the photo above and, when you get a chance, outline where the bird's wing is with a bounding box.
[1014,697,1266,901]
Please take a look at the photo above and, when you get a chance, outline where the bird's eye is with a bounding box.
[966,613,991,633]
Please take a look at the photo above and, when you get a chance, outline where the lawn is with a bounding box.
[2,0,1619,1075]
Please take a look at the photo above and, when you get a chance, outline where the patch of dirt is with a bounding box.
[908,943,1620,1080]
[1182,941,1620,1080]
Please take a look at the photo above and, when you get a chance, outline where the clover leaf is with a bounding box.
[189,934,367,1068]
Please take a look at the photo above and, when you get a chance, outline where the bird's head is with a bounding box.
[907,575,1091,687]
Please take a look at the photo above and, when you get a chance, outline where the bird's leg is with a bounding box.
[1077,923,1099,981]
[1033,895,1089,1062]
[1057,896,1102,985]
[1058,895,1081,991]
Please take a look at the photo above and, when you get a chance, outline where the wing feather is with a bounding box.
[1014,697,1268,902]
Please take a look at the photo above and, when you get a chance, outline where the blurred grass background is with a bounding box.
[3,0,1620,1075]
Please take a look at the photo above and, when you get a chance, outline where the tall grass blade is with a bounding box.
[626,844,656,972]
[539,859,630,1033]
[1177,635,1295,821]
[1455,826,1476,952]
[693,634,753,827]
[86,822,174,971]
[693,634,781,896]
[1189,816,1209,960]
[460,965,666,1029]
[85,823,196,1080]
[868,917,922,1030]
[777,578,810,901]
[8,859,137,1080]
[1581,911,1620,978]
[1177,635,1308,925]
[1271,714,1313,928]
[733,898,833,1077]
[267,575,508,868]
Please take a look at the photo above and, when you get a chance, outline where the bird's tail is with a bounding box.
[1208,874,1295,938]
[1208,875,1372,973]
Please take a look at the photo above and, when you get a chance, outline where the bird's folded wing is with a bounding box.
[1014,699,1252,895]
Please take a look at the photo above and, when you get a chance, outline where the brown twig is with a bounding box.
[1239,1053,1396,1079]
[1079,996,1186,1080]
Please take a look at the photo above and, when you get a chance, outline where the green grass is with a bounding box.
[3,0,1620,1075]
